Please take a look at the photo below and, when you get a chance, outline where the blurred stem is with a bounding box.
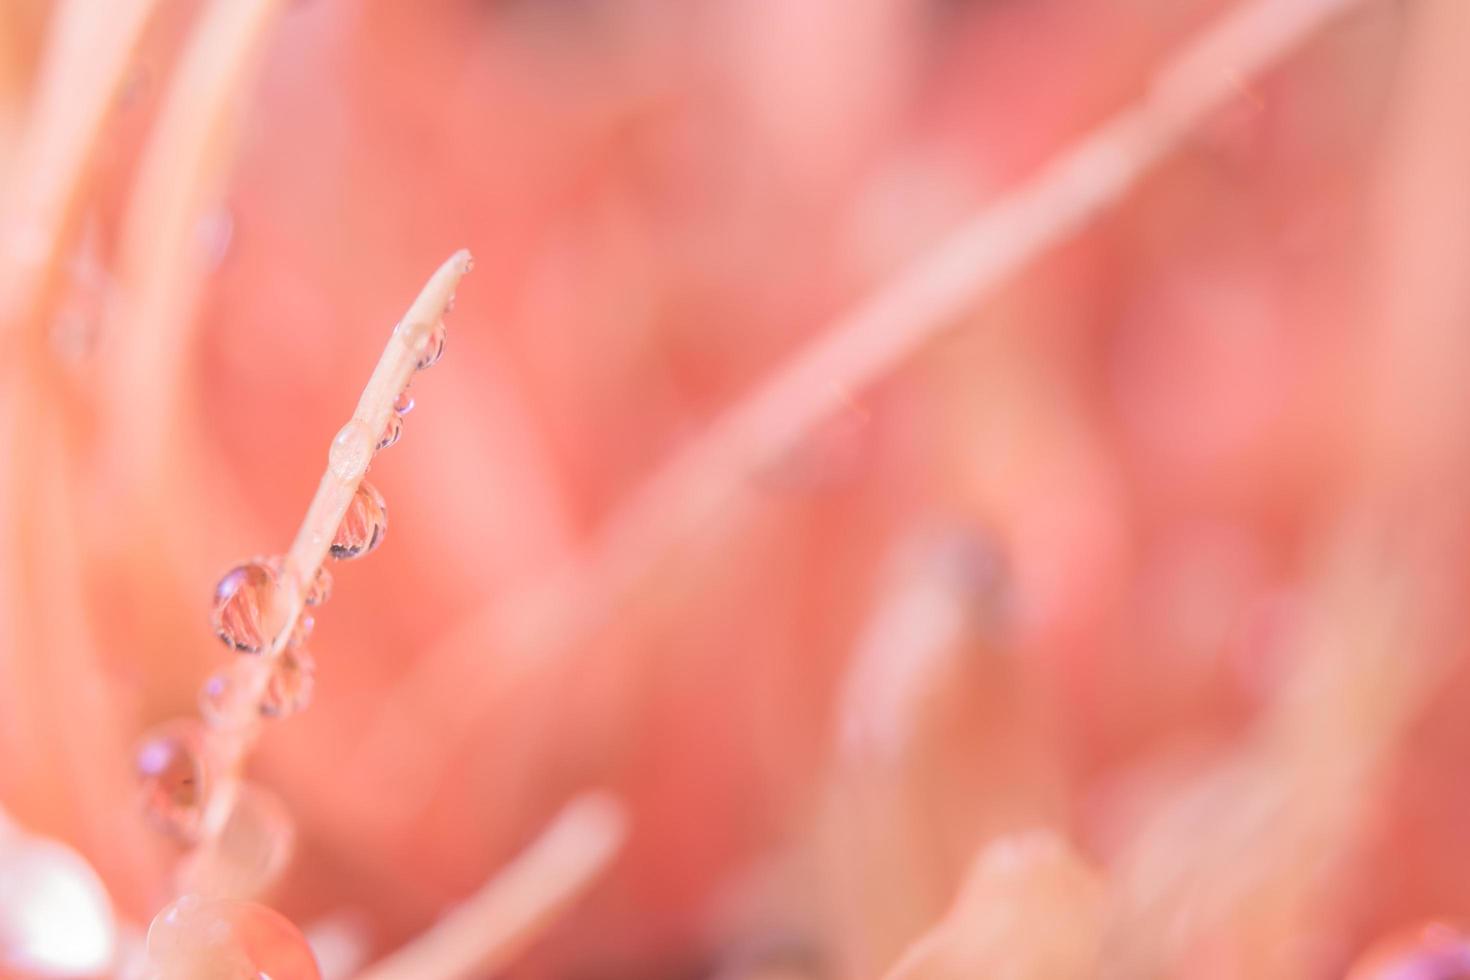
[0,0,167,913]
[353,794,627,980]
[353,0,1375,803]
[570,0,1371,641]
[104,0,289,487]
[0,0,159,348]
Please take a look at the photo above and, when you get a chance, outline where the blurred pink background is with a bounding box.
[5,0,1470,977]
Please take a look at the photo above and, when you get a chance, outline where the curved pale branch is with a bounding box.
[354,794,628,980]
[103,0,290,481]
[357,0,1375,793]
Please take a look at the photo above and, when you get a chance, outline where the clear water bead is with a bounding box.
[146,895,321,980]
[413,320,446,370]
[393,390,415,415]
[260,648,315,719]
[330,481,387,560]
[199,663,255,731]
[211,560,279,653]
[377,412,402,450]
[304,564,332,606]
[328,419,374,482]
[287,611,314,649]
[134,721,209,841]
[261,648,315,719]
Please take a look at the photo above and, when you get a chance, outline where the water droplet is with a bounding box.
[376,413,402,451]
[211,560,280,653]
[413,320,446,370]
[328,420,374,482]
[393,390,415,416]
[147,896,321,980]
[0,834,116,977]
[134,721,209,841]
[175,783,294,901]
[261,648,315,719]
[304,565,332,606]
[287,611,314,649]
[330,481,387,560]
[199,663,255,731]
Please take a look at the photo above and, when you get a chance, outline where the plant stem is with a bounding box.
[0,0,160,349]
[106,0,291,487]
[356,0,1374,791]
[194,250,472,849]
[354,794,627,980]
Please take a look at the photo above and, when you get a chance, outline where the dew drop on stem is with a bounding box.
[376,412,402,451]
[328,420,374,482]
[134,720,209,842]
[330,481,387,560]
[211,561,281,654]
[260,648,316,719]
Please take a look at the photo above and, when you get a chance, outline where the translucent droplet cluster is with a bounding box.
[394,314,449,372]
[178,314,443,756]
[136,292,454,933]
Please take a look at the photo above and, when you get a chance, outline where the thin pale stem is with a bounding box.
[580,0,1368,627]
[882,833,1105,980]
[193,250,472,849]
[104,0,290,484]
[353,794,628,980]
